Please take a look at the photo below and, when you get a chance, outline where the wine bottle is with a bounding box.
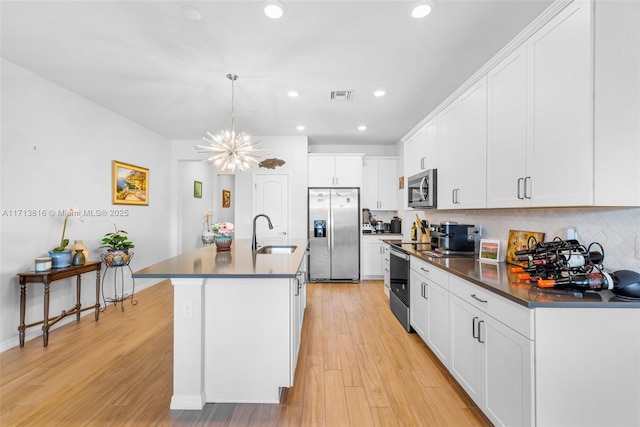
[537,272,616,290]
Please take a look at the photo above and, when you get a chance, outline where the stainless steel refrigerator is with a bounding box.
[308,188,360,282]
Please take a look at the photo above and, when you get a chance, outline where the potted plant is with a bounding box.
[100,224,134,266]
[49,207,83,268]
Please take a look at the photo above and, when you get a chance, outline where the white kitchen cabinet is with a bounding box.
[437,76,487,209]
[361,234,387,279]
[382,243,390,296]
[404,118,437,179]
[487,2,593,208]
[409,257,449,355]
[425,278,450,367]
[291,261,307,379]
[525,0,593,207]
[362,157,397,210]
[409,265,429,341]
[449,275,534,427]
[308,154,362,187]
[487,44,529,208]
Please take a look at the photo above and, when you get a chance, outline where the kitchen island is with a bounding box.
[133,239,308,410]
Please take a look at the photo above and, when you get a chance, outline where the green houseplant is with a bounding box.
[100,225,134,266]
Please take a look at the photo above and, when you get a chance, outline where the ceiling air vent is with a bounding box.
[330,90,354,100]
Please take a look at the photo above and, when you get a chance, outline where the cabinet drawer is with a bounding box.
[449,274,533,339]
[410,257,449,288]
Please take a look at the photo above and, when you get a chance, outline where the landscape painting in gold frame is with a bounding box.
[112,161,149,206]
[506,229,545,267]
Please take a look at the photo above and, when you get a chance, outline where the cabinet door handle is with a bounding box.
[517,178,524,199]
[295,278,300,296]
[471,294,488,303]
[524,176,531,199]
[472,316,479,339]
[478,320,485,343]
[420,267,429,273]
[421,282,428,299]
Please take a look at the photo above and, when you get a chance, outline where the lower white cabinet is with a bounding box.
[449,275,534,427]
[291,258,307,378]
[425,279,450,366]
[361,235,387,279]
[410,257,449,362]
[382,244,390,295]
[410,256,533,426]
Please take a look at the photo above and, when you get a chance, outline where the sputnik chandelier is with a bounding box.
[195,74,263,173]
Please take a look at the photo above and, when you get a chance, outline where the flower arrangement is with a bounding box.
[212,222,235,236]
[52,207,84,252]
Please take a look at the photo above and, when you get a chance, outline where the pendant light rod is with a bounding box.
[227,74,238,133]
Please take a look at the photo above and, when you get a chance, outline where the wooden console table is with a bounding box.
[16,261,102,347]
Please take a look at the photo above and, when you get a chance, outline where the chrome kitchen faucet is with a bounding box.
[252,214,274,251]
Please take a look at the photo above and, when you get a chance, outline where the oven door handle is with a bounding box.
[391,249,410,261]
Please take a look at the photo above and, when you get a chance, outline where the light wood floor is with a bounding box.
[1,279,492,426]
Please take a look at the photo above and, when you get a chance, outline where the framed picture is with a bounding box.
[398,176,404,190]
[112,161,149,205]
[479,239,501,262]
[506,229,546,266]
[194,181,202,198]
[222,189,231,208]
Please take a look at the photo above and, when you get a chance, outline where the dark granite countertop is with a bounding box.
[385,240,640,308]
[132,239,308,279]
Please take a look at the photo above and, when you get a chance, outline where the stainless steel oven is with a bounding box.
[390,247,411,332]
[408,169,437,209]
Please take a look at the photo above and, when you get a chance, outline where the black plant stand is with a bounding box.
[100,253,137,312]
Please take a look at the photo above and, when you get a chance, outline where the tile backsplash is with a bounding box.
[411,206,640,272]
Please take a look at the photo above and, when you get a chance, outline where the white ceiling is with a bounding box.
[1,0,553,146]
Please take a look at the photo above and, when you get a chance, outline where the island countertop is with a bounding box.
[132,239,309,279]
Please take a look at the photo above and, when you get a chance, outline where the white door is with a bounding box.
[254,174,289,245]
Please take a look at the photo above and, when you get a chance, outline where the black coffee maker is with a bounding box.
[432,221,475,253]
[390,216,402,233]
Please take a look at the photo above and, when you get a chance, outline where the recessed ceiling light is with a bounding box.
[358,125,367,131]
[181,6,202,21]
[296,125,305,131]
[264,1,286,19]
[373,90,386,97]
[287,90,300,98]
[409,1,435,19]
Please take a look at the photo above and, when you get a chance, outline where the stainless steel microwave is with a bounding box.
[408,169,437,209]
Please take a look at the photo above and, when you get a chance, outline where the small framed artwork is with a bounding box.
[479,239,501,262]
[194,181,202,198]
[112,160,149,205]
[399,176,404,190]
[222,189,231,208]
[506,229,545,266]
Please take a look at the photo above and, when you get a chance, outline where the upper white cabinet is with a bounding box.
[404,118,437,179]
[362,157,397,210]
[525,0,593,207]
[487,44,529,208]
[308,154,362,187]
[593,0,640,206]
[438,76,488,209]
[488,1,593,207]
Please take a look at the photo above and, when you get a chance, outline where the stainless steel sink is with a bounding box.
[255,245,298,254]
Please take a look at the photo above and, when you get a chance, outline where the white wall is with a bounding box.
[178,160,215,253]
[0,59,172,351]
